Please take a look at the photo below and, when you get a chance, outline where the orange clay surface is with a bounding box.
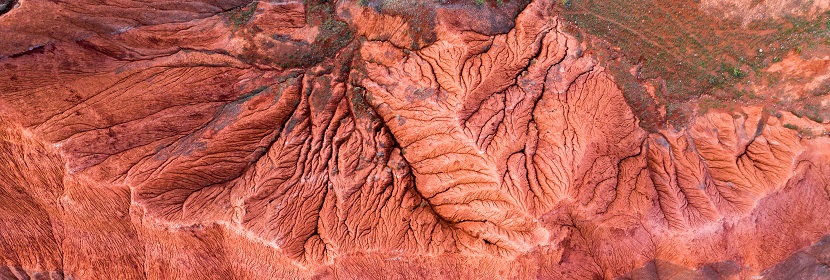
[1,0,829,279]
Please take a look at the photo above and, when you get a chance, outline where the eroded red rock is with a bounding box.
[1,0,829,279]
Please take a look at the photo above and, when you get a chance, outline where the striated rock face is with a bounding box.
[1,0,829,279]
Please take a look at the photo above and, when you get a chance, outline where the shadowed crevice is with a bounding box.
[0,0,15,16]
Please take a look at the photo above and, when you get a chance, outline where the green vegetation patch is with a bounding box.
[227,1,258,31]
[273,0,355,69]
[783,123,799,130]
[561,1,830,129]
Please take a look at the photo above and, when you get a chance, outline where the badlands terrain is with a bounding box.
[1,0,830,279]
